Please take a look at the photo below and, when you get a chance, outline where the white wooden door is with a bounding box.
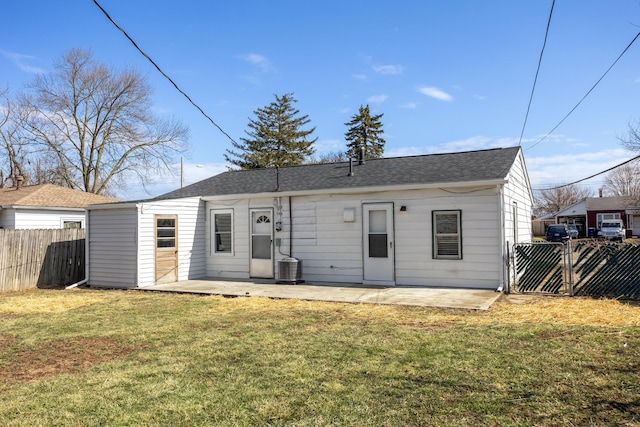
[249,209,274,278]
[363,203,395,286]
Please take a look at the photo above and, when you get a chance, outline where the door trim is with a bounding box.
[249,208,274,278]
[154,214,178,284]
[362,202,395,286]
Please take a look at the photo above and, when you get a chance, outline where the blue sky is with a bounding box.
[2,0,640,199]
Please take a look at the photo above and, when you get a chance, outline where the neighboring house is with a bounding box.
[87,146,533,290]
[554,196,640,238]
[0,183,119,229]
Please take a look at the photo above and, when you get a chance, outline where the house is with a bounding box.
[86,146,533,290]
[0,183,119,229]
[554,196,640,238]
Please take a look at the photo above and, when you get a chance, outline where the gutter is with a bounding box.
[201,179,509,202]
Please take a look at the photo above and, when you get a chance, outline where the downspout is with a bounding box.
[66,209,90,289]
[289,196,293,257]
[497,184,505,292]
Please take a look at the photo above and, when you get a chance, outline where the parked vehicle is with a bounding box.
[546,224,570,242]
[598,219,626,242]
[568,224,579,239]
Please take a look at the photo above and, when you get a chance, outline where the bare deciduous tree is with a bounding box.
[621,119,640,154]
[534,184,593,217]
[21,48,188,195]
[0,88,32,187]
[603,160,640,200]
[307,151,349,164]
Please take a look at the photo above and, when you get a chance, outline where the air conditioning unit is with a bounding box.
[277,257,304,284]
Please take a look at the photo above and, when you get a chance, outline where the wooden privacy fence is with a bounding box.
[0,229,85,292]
[510,240,640,299]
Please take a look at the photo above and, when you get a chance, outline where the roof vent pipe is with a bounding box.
[15,175,24,189]
[348,158,354,176]
[358,146,365,165]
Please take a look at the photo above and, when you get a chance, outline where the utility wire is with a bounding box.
[526,30,640,151]
[532,154,640,190]
[519,0,555,146]
[92,0,238,145]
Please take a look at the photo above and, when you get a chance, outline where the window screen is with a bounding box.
[213,210,233,254]
[433,210,462,259]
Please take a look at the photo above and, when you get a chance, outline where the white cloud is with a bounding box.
[352,73,367,80]
[526,148,633,188]
[400,102,417,109]
[0,50,45,74]
[373,64,404,75]
[473,94,485,100]
[315,138,344,154]
[367,94,388,104]
[418,86,453,102]
[238,53,272,71]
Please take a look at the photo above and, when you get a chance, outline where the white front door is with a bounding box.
[363,203,395,286]
[249,209,274,278]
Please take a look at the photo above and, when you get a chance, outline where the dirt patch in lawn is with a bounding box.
[0,337,147,385]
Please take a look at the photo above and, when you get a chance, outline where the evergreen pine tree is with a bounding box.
[224,93,316,169]
[344,105,385,159]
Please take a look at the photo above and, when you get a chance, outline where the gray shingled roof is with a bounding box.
[155,146,522,201]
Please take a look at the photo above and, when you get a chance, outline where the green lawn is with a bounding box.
[1,289,639,426]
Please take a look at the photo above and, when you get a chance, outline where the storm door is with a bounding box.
[249,209,274,278]
[363,203,395,286]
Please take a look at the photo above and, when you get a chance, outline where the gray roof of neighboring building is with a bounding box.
[154,146,523,201]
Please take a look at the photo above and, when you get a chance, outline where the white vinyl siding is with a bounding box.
[88,207,138,288]
[206,187,506,289]
[13,209,86,229]
[0,209,15,229]
[503,150,533,245]
[137,197,206,287]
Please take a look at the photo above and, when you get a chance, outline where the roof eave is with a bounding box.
[201,179,507,202]
[0,205,85,211]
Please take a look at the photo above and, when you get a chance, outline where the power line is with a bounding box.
[525,30,640,151]
[532,154,640,191]
[519,0,555,146]
[92,0,238,145]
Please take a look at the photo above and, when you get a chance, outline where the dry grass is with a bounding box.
[1,289,639,426]
[2,288,639,327]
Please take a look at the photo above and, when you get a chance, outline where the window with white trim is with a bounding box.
[433,210,462,259]
[596,213,620,229]
[212,209,233,254]
[63,220,83,229]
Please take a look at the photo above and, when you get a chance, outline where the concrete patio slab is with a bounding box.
[140,278,502,310]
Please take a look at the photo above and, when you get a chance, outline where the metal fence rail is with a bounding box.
[511,240,640,299]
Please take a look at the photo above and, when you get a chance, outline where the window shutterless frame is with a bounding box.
[432,210,462,260]
[211,209,234,255]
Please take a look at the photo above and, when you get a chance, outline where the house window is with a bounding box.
[213,209,233,254]
[63,220,83,229]
[156,217,176,248]
[432,210,462,259]
[596,213,620,229]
